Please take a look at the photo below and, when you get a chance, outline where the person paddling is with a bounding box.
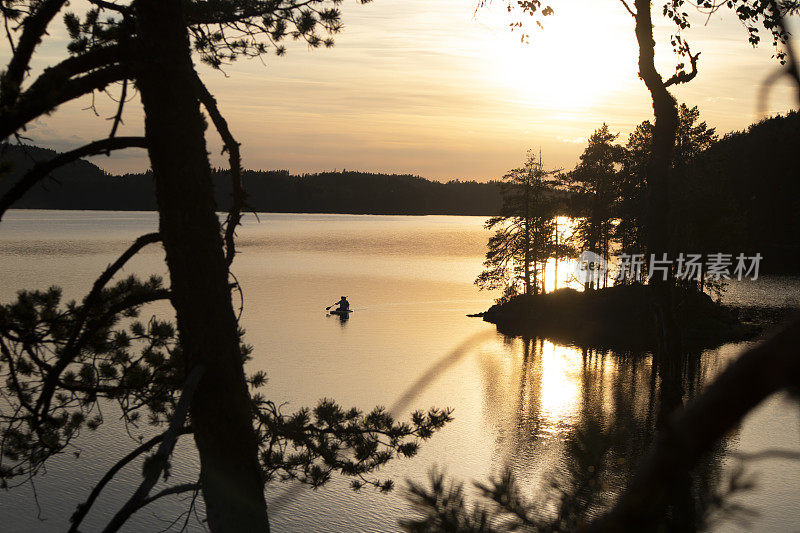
[327,296,350,314]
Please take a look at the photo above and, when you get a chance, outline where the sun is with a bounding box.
[484,3,639,112]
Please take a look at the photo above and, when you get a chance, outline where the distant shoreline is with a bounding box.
[1,144,507,216]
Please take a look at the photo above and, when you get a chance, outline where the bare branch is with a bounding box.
[87,0,131,14]
[194,73,245,266]
[69,427,194,533]
[619,0,636,18]
[0,0,69,108]
[0,136,148,220]
[141,482,202,509]
[102,364,206,533]
[0,63,128,140]
[107,79,129,141]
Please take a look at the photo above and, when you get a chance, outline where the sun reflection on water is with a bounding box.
[538,341,582,425]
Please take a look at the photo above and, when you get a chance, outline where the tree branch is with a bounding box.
[619,0,636,18]
[0,136,148,220]
[664,51,701,87]
[107,79,129,141]
[1,63,128,140]
[0,0,69,108]
[69,427,193,533]
[194,73,245,266]
[140,482,201,509]
[34,232,162,424]
[102,364,206,533]
[87,0,131,14]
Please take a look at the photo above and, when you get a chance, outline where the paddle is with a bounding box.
[325,302,338,311]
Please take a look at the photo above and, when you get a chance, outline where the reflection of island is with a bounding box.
[477,335,731,529]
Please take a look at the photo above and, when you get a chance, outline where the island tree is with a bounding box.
[562,124,624,290]
[616,104,721,287]
[410,4,800,531]
[476,151,559,298]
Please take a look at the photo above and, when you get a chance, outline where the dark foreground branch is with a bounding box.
[0,64,127,140]
[0,0,69,108]
[34,231,161,423]
[586,317,800,532]
[194,73,245,266]
[69,427,193,533]
[759,0,800,110]
[665,51,700,87]
[0,136,148,220]
[102,364,206,533]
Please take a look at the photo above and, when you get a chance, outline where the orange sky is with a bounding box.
[12,0,799,180]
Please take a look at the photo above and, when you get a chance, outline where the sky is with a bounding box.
[12,0,800,180]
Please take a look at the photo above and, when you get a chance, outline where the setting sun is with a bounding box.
[487,3,639,111]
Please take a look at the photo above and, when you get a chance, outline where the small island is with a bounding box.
[477,284,783,351]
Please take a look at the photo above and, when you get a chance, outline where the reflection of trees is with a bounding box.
[462,336,730,530]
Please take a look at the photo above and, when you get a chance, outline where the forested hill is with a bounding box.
[688,110,800,272]
[0,145,502,215]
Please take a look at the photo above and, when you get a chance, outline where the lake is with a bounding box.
[1,210,799,532]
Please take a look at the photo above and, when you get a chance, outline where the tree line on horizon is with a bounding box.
[1,144,506,215]
[2,108,799,264]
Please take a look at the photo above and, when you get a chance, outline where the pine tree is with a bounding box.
[562,124,624,290]
[476,151,559,298]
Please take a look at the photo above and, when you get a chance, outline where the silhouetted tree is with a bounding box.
[562,124,624,290]
[410,5,800,531]
[688,111,800,275]
[476,151,559,298]
[615,120,650,275]
[616,104,722,288]
[0,0,452,531]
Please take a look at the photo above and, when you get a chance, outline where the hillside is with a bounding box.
[687,111,800,273]
[0,145,503,215]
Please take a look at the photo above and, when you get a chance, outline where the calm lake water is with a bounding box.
[1,210,799,532]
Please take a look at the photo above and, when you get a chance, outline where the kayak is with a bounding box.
[329,309,353,316]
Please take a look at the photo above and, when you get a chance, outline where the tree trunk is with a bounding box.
[133,0,270,530]
[554,225,559,291]
[633,0,681,356]
[541,261,546,294]
[699,265,705,294]
[524,172,532,296]
[633,0,679,260]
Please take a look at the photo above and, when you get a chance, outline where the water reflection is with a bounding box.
[1,211,796,532]
[327,311,351,326]
[478,336,731,529]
